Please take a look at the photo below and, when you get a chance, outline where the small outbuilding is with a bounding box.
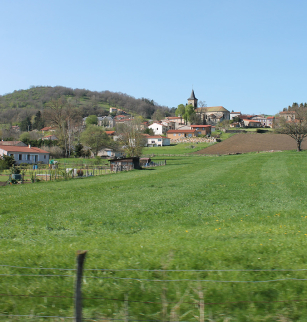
[108,157,141,171]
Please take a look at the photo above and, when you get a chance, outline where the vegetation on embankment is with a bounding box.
[1,151,307,321]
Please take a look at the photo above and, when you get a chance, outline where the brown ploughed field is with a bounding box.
[195,133,307,155]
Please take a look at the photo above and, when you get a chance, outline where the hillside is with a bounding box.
[0,86,172,124]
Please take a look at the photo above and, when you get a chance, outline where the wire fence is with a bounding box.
[2,260,307,321]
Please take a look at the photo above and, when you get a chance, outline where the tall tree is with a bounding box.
[85,115,98,126]
[276,103,307,151]
[80,125,111,156]
[116,118,145,157]
[44,98,82,157]
[19,116,32,131]
[32,111,45,130]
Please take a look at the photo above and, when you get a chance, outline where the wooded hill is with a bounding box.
[0,86,173,125]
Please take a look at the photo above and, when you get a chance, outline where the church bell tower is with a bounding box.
[187,89,198,108]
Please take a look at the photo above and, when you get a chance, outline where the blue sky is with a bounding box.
[1,0,306,115]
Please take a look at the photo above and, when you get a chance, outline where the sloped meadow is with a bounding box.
[1,151,307,321]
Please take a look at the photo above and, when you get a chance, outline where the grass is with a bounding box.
[142,133,234,155]
[1,151,307,321]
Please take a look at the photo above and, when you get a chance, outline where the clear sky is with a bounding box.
[1,0,306,115]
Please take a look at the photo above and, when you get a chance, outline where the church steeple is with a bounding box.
[187,89,198,108]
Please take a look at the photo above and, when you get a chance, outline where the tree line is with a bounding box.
[0,86,173,125]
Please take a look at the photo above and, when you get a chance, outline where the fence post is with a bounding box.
[75,250,87,322]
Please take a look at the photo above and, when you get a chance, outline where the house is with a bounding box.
[0,145,50,164]
[266,116,275,128]
[230,111,241,120]
[98,116,115,128]
[161,120,176,130]
[163,117,185,128]
[144,135,171,147]
[242,119,262,127]
[148,122,167,135]
[0,140,27,147]
[42,135,58,141]
[108,157,141,171]
[279,111,295,121]
[41,126,56,134]
[190,125,211,136]
[166,129,197,139]
[11,125,20,132]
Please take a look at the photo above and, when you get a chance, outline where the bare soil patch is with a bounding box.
[195,133,306,155]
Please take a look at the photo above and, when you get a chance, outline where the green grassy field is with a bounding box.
[1,151,307,321]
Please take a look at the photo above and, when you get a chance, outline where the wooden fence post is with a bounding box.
[75,250,87,322]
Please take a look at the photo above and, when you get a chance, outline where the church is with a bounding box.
[187,90,230,125]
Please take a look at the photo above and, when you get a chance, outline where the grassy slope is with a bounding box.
[1,151,307,321]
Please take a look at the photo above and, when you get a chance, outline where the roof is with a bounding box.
[190,125,211,128]
[41,126,56,131]
[0,146,50,153]
[188,89,197,100]
[195,106,229,113]
[0,141,25,146]
[167,129,196,133]
[105,131,115,135]
[43,135,57,138]
[280,111,295,114]
[267,116,275,119]
[145,135,166,139]
[243,119,261,123]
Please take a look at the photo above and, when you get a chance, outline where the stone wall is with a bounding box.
[170,137,217,144]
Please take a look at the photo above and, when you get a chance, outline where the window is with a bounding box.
[44,155,46,159]
[27,155,30,160]
[18,154,22,160]
[158,139,161,141]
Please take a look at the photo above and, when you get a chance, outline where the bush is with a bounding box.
[0,155,16,170]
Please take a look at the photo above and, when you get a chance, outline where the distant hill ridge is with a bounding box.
[0,86,171,124]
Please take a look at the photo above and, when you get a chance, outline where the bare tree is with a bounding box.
[116,118,146,157]
[276,103,307,151]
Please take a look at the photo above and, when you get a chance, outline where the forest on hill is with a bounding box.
[0,86,174,125]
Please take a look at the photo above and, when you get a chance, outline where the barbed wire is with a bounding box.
[1,293,307,306]
[2,273,307,283]
[0,314,167,322]
[2,264,307,272]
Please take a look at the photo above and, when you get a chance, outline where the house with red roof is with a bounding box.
[190,125,211,136]
[242,119,261,127]
[166,129,197,139]
[42,135,58,141]
[0,145,50,164]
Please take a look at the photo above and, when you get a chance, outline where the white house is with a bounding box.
[0,145,50,164]
[230,111,241,120]
[148,122,167,135]
[144,135,170,147]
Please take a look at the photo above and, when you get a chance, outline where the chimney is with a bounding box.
[28,144,31,148]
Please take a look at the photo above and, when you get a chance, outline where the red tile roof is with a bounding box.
[167,129,196,133]
[190,125,211,128]
[0,146,49,153]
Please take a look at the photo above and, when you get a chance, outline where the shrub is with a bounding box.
[0,155,15,170]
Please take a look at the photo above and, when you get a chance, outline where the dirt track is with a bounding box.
[195,133,306,155]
